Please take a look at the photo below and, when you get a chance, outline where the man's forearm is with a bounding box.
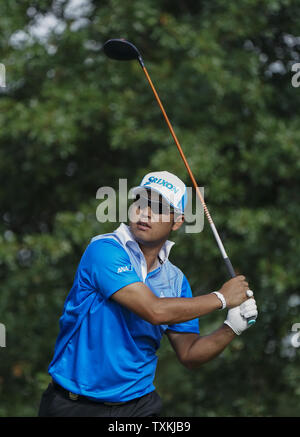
[154,293,222,325]
[183,324,236,369]
[112,282,223,326]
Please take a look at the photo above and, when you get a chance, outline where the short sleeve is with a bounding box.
[79,238,141,299]
[167,275,200,334]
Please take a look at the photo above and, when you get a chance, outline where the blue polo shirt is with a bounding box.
[48,224,200,402]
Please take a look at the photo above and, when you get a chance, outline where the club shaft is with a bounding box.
[141,65,235,275]
[140,60,255,324]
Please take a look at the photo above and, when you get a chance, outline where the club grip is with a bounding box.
[224,257,236,279]
[224,257,256,326]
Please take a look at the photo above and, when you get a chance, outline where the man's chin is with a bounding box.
[129,222,168,248]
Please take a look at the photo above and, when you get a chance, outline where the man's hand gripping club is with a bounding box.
[213,276,258,335]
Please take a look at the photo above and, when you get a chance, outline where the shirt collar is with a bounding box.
[114,223,175,264]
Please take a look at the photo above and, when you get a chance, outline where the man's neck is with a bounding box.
[138,241,164,273]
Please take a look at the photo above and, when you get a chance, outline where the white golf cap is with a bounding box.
[132,171,188,214]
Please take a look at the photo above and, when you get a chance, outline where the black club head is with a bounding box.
[103,39,144,66]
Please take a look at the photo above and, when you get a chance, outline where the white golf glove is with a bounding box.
[224,298,258,335]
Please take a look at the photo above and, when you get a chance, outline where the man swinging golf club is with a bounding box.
[38,170,258,417]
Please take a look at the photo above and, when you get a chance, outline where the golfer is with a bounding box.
[38,171,258,417]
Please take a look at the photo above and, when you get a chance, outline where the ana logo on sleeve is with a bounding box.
[117,264,133,274]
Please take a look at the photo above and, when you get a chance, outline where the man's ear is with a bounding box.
[171,214,184,231]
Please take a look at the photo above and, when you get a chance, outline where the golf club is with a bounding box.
[103,38,255,325]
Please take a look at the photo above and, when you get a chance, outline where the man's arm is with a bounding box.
[166,325,235,370]
[111,275,250,326]
[112,281,222,324]
[166,299,258,369]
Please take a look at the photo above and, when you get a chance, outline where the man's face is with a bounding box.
[129,189,184,246]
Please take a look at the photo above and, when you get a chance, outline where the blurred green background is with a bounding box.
[0,0,300,417]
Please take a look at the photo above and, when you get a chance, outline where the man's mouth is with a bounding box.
[136,220,151,230]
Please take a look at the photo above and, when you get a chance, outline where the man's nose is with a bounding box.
[138,204,152,218]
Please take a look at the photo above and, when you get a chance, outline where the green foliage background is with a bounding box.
[0,0,299,417]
